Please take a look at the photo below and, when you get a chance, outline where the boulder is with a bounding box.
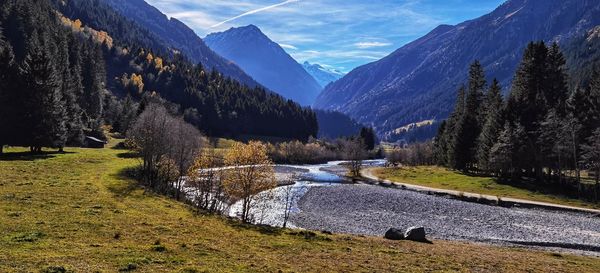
[404,226,427,242]
[384,228,404,240]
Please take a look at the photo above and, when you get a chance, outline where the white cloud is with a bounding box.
[279,43,298,50]
[210,0,301,28]
[354,41,392,49]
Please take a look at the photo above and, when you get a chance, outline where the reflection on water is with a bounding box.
[228,160,386,227]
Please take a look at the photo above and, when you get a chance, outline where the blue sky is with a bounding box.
[146,0,506,73]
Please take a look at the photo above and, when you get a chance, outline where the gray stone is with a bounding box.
[384,228,404,240]
[404,226,427,242]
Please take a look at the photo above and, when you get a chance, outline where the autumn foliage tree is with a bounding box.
[223,141,276,223]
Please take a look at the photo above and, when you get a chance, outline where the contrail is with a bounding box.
[210,0,300,28]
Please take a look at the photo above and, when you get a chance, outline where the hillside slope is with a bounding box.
[315,0,600,138]
[205,25,323,106]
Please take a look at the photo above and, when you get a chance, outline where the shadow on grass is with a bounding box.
[108,166,142,197]
[117,151,139,159]
[226,218,284,236]
[0,150,74,161]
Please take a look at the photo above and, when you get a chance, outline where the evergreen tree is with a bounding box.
[359,127,376,150]
[545,42,569,115]
[476,79,503,173]
[81,42,105,123]
[20,43,67,151]
[433,120,448,165]
[507,42,549,179]
[0,31,15,153]
[446,85,466,169]
[451,61,486,171]
[489,122,526,179]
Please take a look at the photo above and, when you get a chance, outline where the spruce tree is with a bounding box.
[446,85,466,169]
[508,42,548,179]
[81,42,105,123]
[20,42,67,151]
[476,79,503,173]
[451,61,487,171]
[0,31,15,153]
[359,127,376,150]
[433,120,448,165]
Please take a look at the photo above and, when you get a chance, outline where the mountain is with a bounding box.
[205,25,323,106]
[302,61,345,88]
[314,0,600,139]
[102,0,260,88]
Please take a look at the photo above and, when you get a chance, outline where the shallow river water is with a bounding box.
[228,160,600,254]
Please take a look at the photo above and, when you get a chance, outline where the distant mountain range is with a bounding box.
[205,25,323,106]
[314,0,600,140]
[102,0,260,88]
[302,62,345,88]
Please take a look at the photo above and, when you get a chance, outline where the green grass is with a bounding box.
[1,142,599,272]
[373,166,600,210]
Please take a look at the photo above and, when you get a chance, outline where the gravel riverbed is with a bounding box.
[290,184,600,254]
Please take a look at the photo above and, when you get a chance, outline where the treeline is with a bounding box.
[266,127,378,165]
[0,0,317,153]
[57,0,317,140]
[434,42,600,200]
[0,0,109,151]
[314,109,363,139]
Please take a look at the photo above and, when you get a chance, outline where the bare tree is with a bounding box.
[341,138,368,177]
[171,119,205,201]
[223,141,276,223]
[281,175,305,228]
[126,104,174,189]
[127,103,205,196]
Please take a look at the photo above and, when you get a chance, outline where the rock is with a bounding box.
[404,226,427,242]
[384,228,404,240]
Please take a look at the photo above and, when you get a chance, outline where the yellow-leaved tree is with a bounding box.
[223,141,276,223]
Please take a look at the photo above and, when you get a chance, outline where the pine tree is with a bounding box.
[446,85,466,169]
[508,42,548,179]
[433,120,448,165]
[81,42,105,123]
[451,61,487,171]
[359,127,376,150]
[545,42,569,115]
[476,79,503,173]
[20,42,67,151]
[489,122,526,179]
[0,31,15,153]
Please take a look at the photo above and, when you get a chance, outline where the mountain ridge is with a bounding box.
[205,25,323,106]
[315,0,600,139]
[302,61,345,88]
[102,0,261,88]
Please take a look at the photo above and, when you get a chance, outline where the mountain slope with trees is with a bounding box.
[102,0,261,89]
[205,25,323,106]
[0,0,317,152]
[315,0,600,140]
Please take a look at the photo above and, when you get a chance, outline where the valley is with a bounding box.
[1,0,600,271]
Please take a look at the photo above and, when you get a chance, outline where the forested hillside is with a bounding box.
[315,0,600,140]
[314,110,362,139]
[102,0,261,89]
[0,0,317,152]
